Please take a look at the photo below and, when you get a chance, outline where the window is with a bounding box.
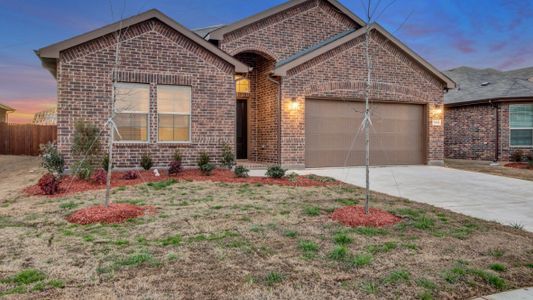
[157,85,191,142]
[235,75,250,93]
[114,83,150,142]
[510,104,533,147]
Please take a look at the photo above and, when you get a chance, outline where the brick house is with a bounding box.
[0,103,15,123]
[36,0,454,169]
[444,67,533,161]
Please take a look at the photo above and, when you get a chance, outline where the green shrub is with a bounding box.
[286,172,299,182]
[140,153,153,170]
[221,143,235,169]
[266,165,286,178]
[173,149,182,162]
[234,165,249,178]
[71,120,100,156]
[200,163,215,176]
[40,142,64,176]
[72,160,93,181]
[101,155,112,171]
[510,149,523,162]
[197,151,210,167]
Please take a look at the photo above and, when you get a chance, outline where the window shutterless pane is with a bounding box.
[114,113,148,141]
[157,85,191,113]
[509,104,533,128]
[158,114,190,142]
[114,83,150,113]
[510,129,533,146]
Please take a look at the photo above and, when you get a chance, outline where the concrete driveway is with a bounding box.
[296,166,533,231]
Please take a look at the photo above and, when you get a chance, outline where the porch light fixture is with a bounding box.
[431,104,443,126]
[289,98,299,110]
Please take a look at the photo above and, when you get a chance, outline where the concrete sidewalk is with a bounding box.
[473,287,532,299]
[290,166,533,231]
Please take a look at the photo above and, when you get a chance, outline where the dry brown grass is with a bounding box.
[445,159,533,182]
[0,158,532,299]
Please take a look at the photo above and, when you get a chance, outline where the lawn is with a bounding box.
[1,174,532,299]
[445,159,533,182]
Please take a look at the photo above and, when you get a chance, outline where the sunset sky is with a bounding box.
[1,0,532,123]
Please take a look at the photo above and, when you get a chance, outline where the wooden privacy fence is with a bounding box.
[0,123,57,156]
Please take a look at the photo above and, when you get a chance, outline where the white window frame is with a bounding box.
[113,82,150,144]
[509,104,533,148]
[156,85,192,144]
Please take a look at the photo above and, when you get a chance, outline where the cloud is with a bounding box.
[401,24,441,37]
[451,36,476,54]
[489,41,507,52]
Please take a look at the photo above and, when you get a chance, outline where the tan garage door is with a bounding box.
[305,99,426,167]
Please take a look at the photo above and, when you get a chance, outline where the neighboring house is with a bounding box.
[35,0,454,168]
[444,66,533,161]
[32,107,57,125]
[0,103,15,123]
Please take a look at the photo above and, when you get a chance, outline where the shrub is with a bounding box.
[197,151,210,167]
[71,120,100,156]
[234,165,250,178]
[40,142,65,176]
[122,170,138,180]
[92,168,107,184]
[101,155,113,171]
[200,163,215,176]
[168,160,182,176]
[140,153,153,170]
[510,150,523,162]
[286,172,298,182]
[72,160,93,181]
[173,149,182,162]
[38,173,60,195]
[221,143,235,169]
[527,151,533,167]
[266,165,286,178]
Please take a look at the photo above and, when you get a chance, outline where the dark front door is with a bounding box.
[236,100,248,159]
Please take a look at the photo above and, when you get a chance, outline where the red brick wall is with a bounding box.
[445,102,533,161]
[280,32,446,167]
[57,19,236,168]
[220,0,358,62]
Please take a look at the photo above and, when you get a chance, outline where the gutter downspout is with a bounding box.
[267,74,282,166]
[490,100,499,162]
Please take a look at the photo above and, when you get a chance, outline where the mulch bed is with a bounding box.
[331,206,401,227]
[504,162,533,170]
[24,169,339,198]
[66,203,157,225]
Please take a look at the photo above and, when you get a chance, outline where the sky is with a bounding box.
[1,0,532,123]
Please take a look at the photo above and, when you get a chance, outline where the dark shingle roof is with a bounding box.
[444,66,533,105]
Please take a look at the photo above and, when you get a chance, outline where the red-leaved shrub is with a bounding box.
[168,160,182,176]
[92,168,107,185]
[122,170,138,180]
[38,173,60,195]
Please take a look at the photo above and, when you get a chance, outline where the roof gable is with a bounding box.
[36,9,250,77]
[273,23,455,89]
[208,0,365,40]
[0,103,15,112]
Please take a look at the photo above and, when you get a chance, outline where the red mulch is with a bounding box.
[504,162,533,170]
[331,206,401,227]
[24,169,338,198]
[66,203,156,225]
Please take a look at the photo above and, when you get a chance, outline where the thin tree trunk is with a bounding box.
[364,24,371,215]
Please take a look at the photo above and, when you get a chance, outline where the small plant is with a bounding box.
[298,240,319,258]
[174,149,182,162]
[384,269,411,284]
[2,269,46,285]
[71,120,100,156]
[72,160,93,181]
[510,149,524,162]
[40,142,64,176]
[200,163,215,176]
[333,231,352,245]
[352,253,373,267]
[147,179,177,190]
[168,160,182,176]
[328,245,348,261]
[122,170,138,180]
[360,281,378,294]
[510,222,524,230]
[264,271,283,286]
[101,155,112,171]
[416,278,437,290]
[488,248,505,258]
[140,153,153,170]
[234,165,249,178]
[220,143,235,169]
[303,206,321,216]
[353,227,387,236]
[286,172,299,182]
[38,173,60,195]
[92,168,107,184]
[284,230,297,238]
[266,165,286,178]
[197,151,210,167]
[160,234,182,246]
[489,263,506,272]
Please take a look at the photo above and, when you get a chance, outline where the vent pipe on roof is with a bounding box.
[481,82,490,86]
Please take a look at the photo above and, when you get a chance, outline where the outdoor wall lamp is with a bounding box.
[289,97,299,110]
[431,104,443,126]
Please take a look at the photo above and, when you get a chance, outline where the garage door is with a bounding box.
[305,99,426,167]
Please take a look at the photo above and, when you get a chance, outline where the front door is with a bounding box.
[236,100,248,159]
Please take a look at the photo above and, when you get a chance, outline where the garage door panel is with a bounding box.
[305,99,425,167]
